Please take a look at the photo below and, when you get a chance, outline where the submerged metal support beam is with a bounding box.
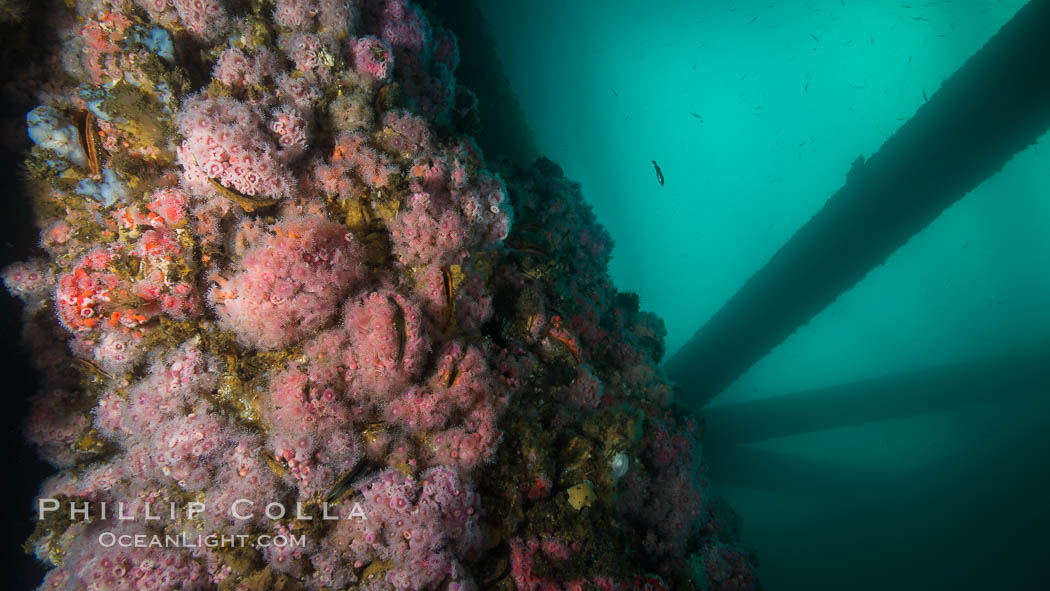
[700,350,1050,447]
[424,0,540,164]
[703,446,893,497]
[665,0,1050,408]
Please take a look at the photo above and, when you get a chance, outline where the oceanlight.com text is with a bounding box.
[98,532,307,549]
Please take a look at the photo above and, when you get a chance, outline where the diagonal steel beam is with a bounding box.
[665,0,1050,408]
[700,350,1050,447]
[423,0,540,164]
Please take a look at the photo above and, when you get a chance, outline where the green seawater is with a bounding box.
[481,0,1050,589]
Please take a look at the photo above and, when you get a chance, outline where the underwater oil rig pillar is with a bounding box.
[426,0,540,164]
[665,0,1050,409]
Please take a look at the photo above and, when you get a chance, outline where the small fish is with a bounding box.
[388,296,406,364]
[651,160,664,186]
[689,112,703,122]
[809,33,820,42]
[206,177,279,212]
[611,88,618,98]
[324,459,381,503]
[440,266,454,332]
[804,81,810,92]
[507,243,549,257]
[188,151,278,212]
[75,110,102,177]
[443,355,462,388]
[74,357,112,380]
[922,89,928,101]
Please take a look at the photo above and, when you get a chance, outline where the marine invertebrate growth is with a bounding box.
[6,1,758,590]
[208,215,367,349]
